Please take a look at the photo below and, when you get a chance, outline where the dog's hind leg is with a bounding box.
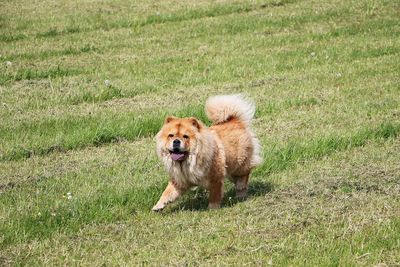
[234,174,249,200]
[152,181,186,212]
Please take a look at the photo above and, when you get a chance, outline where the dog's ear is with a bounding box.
[164,116,177,124]
[189,117,203,131]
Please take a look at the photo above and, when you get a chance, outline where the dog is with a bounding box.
[152,95,262,211]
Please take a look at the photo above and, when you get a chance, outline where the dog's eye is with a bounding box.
[183,134,189,139]
[168,134,174,138]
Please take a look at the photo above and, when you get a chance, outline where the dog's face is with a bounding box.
[156,116,202,162]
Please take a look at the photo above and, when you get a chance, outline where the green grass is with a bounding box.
[0,66,85,85]
[1,0,399,265]
[256,122,400,175]
[3,44,98,61]
[1,122,398,247]
[0,103,209,161]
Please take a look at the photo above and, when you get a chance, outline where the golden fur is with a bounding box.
[153,95,262,211]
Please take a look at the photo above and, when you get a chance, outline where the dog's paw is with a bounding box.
[236,189,248,200]
[208,203,221,209]
[152,203,165,212]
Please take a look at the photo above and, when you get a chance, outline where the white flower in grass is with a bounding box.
[67,192,73,200]
[310,52,316,57]
[5,61,12,67]
[51,212,56,217]
[336,72,342,78]
[104,79,111,86]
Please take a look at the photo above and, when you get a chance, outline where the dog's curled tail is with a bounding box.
[205,94,255,125]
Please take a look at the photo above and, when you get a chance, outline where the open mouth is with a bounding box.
[169,150,187,161]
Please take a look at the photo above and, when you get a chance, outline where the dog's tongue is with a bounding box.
[171,152,186,161]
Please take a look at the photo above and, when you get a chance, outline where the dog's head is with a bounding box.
[156,116,204,162]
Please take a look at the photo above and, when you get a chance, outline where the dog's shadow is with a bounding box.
[170,180,274,212]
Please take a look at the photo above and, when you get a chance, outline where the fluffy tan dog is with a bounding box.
[152,95,262,211]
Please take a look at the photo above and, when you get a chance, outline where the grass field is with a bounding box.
[1,0,399,265]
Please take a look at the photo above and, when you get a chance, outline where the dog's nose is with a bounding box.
[173,139,181,147]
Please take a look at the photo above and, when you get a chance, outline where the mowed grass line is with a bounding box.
[0,0,295,43]
[1,5,388,66]
[2,72,396,162]
[1,2,397,111]
[5,17,398,64]
[0,66,87,86]
[2,44,98,62]
[1,121,399,247]
[1,75,398,162]
[2,22,398,105]
[0,89,325,162]
[0,3,360,82]
[0,104,208,162]
[255,122,400,176]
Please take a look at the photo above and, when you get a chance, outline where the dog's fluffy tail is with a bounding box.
[205,94,255,125]
[205,94,262,167]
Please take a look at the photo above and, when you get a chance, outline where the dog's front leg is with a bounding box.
[152,181,186,211]
[208,180,224,209]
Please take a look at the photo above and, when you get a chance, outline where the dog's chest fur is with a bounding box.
[163,155,209,188]
[159,130,226,189]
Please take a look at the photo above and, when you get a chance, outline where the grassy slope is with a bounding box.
[1,0,399,265]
